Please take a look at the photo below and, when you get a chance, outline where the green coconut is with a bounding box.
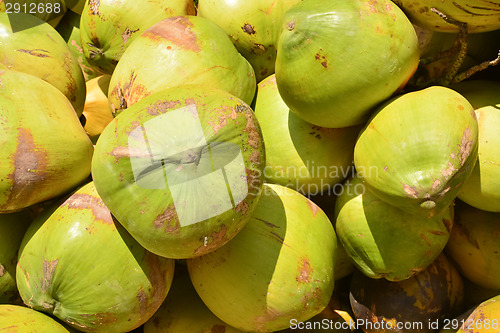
[0,304,71,332]
[16,181,175,333]
[445,200,500,290]
[92,85,265,259]
[107,15,256,116]
[354,86,478,217]
[254,74,360,196]
[56,9,104,81]
[274,0,420,128]
[187,183,337,332]
[350,254,464,333]
[80,0,195,74]
[448,80,500,212]
[0,68,94,213]
[335,174,453,281]
[0,210,32,304]
[0,13,86,115]
[197,0,301,82]
[392,0,500,33]
[143,267,245,333]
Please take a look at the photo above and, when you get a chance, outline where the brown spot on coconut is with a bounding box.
[459,127,473,166]
[153,206,180,233]
[297,256,313,284]
[403,184,418,198]
[62,193,113,225]
[41,259,58,294]
[6,128,49,210]
[144,16,201,52]
[193,225,227,256]
[242,23,256,35]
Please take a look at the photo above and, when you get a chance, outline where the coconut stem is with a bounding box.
[452,50,500,83]
[429,8,469,85]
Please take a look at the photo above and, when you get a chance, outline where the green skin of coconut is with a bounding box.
[354,86,479,217]
[92,85,265,259]
[0,69,94,213]
[144,269,245,333]
[445,200,500,291]
[254,74,360,195]
[107,15,256,117]
[275,0,420,128]
[16,182,175,333]
[0,211,32,304]
[0,13,86,115]
[56,10,104,81]
[392,0,500,33]
[449,80,500,213]
[350,254,464,333]
[334,174,453,282]
[0,304,71,332]
[197,0,302,82]
[187,183,337,333]
[80,0,195,75]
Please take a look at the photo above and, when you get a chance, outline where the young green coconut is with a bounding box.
[254,74,360,196]
[197,0,302,82]
[80,0,195,74]
[0,13,86,115]
[107,15,256,116]
[0,69,94,213]
[0,304,71,332]
[92,85,265,259]
[274,0,420,128]
[187,183,337,332]
[354,86,479,217]
[16,182,175,333]
[334,174,453,281]
[450,80,500,212]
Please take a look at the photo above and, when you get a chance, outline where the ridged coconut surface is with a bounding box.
[107,15,256,116]
[92,85,265,259]
[275,0,419,128]
[335,174,453,281]
[254,74,360,195]
[16,182,175,333]
[354,86,478,217]
[452,80,500,212]
[0,304,71,332]
[0,13,86,115]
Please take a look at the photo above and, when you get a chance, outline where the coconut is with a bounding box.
[16,182,175,332]
[92,85,265,258]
